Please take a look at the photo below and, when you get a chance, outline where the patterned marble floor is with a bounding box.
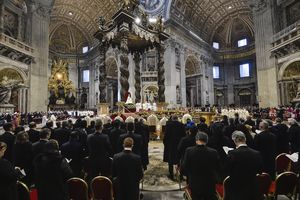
[142,191,184,200]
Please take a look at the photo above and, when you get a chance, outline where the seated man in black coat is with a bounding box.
[226,131,263,200]
[112,137,143,200]
[0,123,15,162]
[87,119,112,182]
[182,131,221,200]
[118,122,143,157]
[0,142,19,200]
[61,131,84,177]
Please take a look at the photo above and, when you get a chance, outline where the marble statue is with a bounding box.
[0,76,24,104]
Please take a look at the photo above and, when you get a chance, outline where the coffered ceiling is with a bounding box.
[170,0,252,42]
[49,0,253,53]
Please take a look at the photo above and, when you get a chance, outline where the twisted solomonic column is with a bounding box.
[120,36,130,102]
[157,45,166,102]
[134,52,141,102]
[99,43,108,103]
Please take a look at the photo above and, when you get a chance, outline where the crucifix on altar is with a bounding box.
[94,0,169,114]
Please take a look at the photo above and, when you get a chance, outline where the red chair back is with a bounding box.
[91,176,113,200]
[275,172,298,197]
[256,173,272,196]
[276,153,292,174]
[68,178,89,200]
[17,181,30,200]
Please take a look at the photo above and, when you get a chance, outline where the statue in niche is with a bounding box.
[0,76,24,105]
[176,85,181,103]
[175,48,180,66]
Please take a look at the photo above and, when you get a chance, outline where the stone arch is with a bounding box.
[0,66,28,85]
[185,55,199,76]
[278,58,300,81]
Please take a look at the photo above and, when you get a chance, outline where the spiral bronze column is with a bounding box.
[134,52,141,103]
[98,42,108,103]
[119,35,129,102]
[157,45,166,102]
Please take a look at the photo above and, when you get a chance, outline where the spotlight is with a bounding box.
[135,17,141,24]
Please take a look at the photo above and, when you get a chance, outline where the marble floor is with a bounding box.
[142,191,184,200]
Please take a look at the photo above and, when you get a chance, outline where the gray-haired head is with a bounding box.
[195,131,208,144]
[232,131,246,143]
[288,118,297,125]
[259,120,269,131]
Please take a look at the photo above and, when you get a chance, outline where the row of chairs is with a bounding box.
[17,176,114,200]
[183,172,299,200]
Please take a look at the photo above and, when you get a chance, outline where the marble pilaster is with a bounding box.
[28,1,53,112]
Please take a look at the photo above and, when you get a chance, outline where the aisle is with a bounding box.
[142,141,186,191]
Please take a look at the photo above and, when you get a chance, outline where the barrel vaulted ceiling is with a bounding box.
[49,0,253,53]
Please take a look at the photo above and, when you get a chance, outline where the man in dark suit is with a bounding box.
[109,120,125,154]
[34,140,73,200]
[112,137,143,200]
[87,119,112,182]
[0,142,18,200]
[27,122,40,143]
[178,125,197,162]
[32,128,51,158]
[163,115,185,180]
[118,122,143,157]
[273,118,289,154]
[61,131,84,177]
[51,121,71,147]
[0,123,15,162]
[182,131,221,200]
[288,118,300,153]
[227,131,263,200]
[254,121,277,177]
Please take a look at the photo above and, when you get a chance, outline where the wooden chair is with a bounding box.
[275,153,296,175]
[222,176,230,200]
[256,173,272,200]
[273,172,298,200]
[16,181,30,200]
[67,178,89,200]
[91,176,114,200]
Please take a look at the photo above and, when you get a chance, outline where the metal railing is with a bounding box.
[0,33,34,56]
